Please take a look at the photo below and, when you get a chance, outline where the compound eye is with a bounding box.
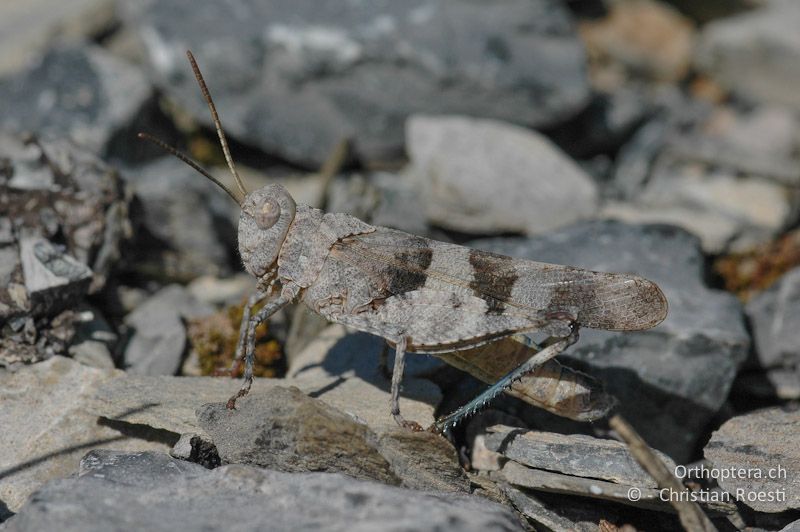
[255,198,281,229]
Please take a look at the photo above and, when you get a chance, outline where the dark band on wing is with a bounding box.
[384,245,433,295]
[468,249,518,314]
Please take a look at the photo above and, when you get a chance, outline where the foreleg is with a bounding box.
[223,290,269,376]
[226,295,292,409]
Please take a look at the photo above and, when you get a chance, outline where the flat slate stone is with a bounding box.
[704,407,800,513]
[484,425,676,488]
[496,461,736,516]
[2,450,523,532]
[0,357,170,512]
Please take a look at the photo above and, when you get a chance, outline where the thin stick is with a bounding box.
[186,50,248,199]
[137,133,242,205]
[316,138,350,209]
[609,414,717,532]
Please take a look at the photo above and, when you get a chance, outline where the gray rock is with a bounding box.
[67,306,117,369]
[375,428,470,493]
[499,485,602,532]
[0,45,152,158]
[612,115,675,199]
[187,274,256,307]
[607,100,800,253]
[326,174,383,224]
[712,105,800,163]
[327,173,430,237]
[499,483,685,532]
[0,357,170,512]
[88,375,233,436]
[781,519,800,532]
[616,101,800,195]
[695,0,800,110]
[125,157,240,281]
[472,221,750,461]
[198,385,465,491]
[0,244,26,323]
[467,411,522,472]
[120,0,589,166]
[197,387,400,485]
[496,460,736,516]
[545,87,653,160]
[283,304,332,364]
[407,115,599,235]
[0,246,18,288]
[483,426,676,488]
[123,284,214,375]
[602,173,790,254]
[287,324,442,431]
[746,267,800,370]
[168,433,220,469]
[368,173,430,236]
[705,407,800,513]
[0,311,77,367]
[762,368,800,400]
[0,218,13,245]
[19,236,92,318]
[733,368,800,402]
[89,329,439,437]
[0,0,114,76]
[3,450,522,532]
[0,132,130,317]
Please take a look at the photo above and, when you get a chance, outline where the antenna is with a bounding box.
[137,132,242,204]
[186,50,248,199]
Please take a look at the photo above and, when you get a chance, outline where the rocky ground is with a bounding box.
[1,0,800,530]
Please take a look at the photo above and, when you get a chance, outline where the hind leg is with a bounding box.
[433,322,579,432]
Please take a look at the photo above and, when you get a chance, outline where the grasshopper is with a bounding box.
[140,51,668,432]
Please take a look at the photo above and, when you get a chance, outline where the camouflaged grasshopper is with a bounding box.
[141,51,668,432]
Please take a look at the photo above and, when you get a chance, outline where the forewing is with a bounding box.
[330,228,667,331]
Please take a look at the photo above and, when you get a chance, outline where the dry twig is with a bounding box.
[609,414,717,532]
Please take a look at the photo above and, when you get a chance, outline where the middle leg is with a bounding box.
[389,337,423,431]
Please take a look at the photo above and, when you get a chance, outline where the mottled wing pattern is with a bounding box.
[330,228,667,331]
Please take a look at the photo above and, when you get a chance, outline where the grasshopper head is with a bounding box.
[239,183,296,277]
[137,52,300,279]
